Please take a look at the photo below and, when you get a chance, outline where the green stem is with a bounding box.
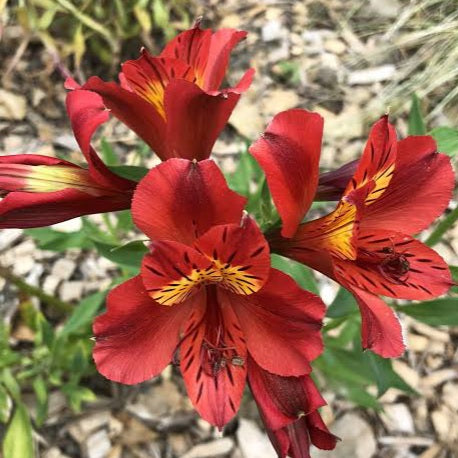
[0,265,72,313]
[102,213,119,242]
[425,206,458,246]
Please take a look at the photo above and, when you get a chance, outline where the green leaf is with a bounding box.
[2,403,34,458]
[398,298,458,326]
[363,352,416,396]
[101,138,119,165]
[226,150,262,197]
[62,384,96,413]
[61,291,106,337]
[24,227,91,251]
[92,241,148,270]
[0,385,11,423]
[108,165,148,182]
[430,126,458,157]
[426,206,458,246]
[32,377,48,427]
[270,254,319,294]
[326,287,358,318]
[408,94,426,135]
[1,370,21,402]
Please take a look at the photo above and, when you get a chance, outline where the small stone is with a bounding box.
[317,105,364,140]
[382,403,415,434]
[42,447,71,458]
[407,334,429,352]
[12,256,34,276]
[314,413,376,458]
[181,437,234,458]
[51,217,82,232]
[169,433,191,456]
[84,429,111,458]
[262,20,285,42]
[0,89,27,120]
[431,406,458,443]
[0,229,22,251]
[54,133,79,151]
[51,258,77,280]
[59,281,84,302]
[369,0,401,18]
[42,275,61,296]
[262,89,300,117]
[230,95,265,139]
[442,382,458,411]
[393,360,420,390]
[421,369,457,389]
[348,65,396,85]
[324,38,346,55]
[236,418,277,458]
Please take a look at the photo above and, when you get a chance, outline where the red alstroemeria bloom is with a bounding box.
[93,158,326,429]
[68,22,254,162]
[250,110,454,358]
[248,357,338,458]
[0,91,135,228]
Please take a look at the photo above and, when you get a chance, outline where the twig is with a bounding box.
[0,265,72,313]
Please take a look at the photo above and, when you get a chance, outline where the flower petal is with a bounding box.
[315,159,358,201]
[132,158,246,244]
[249,109,323,238]
[350,286,405,358]
[180,288,247,428]
[195,217,271,295]
[344,115,397,205]
[65,89,134,190]
[334,231,452,300]
[82,76,169,160]
[93,276,193,385]
[361,136,454,234]
[0,189,131,229]
[164,79,243,161]
[227,268,325,376]
[248,357,326,431]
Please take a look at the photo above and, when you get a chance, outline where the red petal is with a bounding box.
[250,109,323,238]
[93,276,193,385]
[227,268,325,376]
[180,288,247,428]
[248,357,326,431]
[315,159,358,201]
[268,420,311,458]
[195,217,271,294]
[141,241,212,305]
[361,136,454,234]
[334,230,452,300]
[122,51,195,119]
[132,159,246,244]
[0,189,131,229]
[305,410,338,450]
[66,89,136,190]
[344,115,397,202]
[164,79,243,161]
[82,76,169,160]
[350,287,405,358]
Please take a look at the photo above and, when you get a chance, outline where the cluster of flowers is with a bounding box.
[0,23,454,457]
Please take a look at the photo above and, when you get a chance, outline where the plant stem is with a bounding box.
[0,265,72,313]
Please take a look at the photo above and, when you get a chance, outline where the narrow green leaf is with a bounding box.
[32,377,48,427]
[450,266,458,294]
[430,126,458,157]
[0,385,11,423]
[92,241,148,269]
[270,254,319,294]
[108,165,149,182]
[425,206,458,246]
[62,384,96,413]
[61,292,106,337]
[326,287,358,318]
[1,370,21,402]
[398,298,458,326]
[363,352,416,396]
[24,228,91,251]
[2,403,34,458]
[101,138,119,165]
[408,94,426,135]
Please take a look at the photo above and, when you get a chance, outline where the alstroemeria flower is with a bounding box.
[69,22,254,162]
[250,111,454,358]
[0,91,135,228]
[248,357,338,458]
[93,158,325,428]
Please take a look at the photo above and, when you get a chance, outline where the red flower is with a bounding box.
[248,357,338,458]
[0,91,135,228]
[250,111,454,358]
[69,22,254,162]
[93,158,326,428]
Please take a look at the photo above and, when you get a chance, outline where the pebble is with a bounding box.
[236,418,277,458]
[84,429,111,458]
[42,275,61,295]
[382,403,415,434]
[51,258,77,281]
[348,65,396,85]
[324,38,346,55]
[261,20,285,42]
[0,229,22,251]
[59,281,84,302]
[181,437,234,458]
[0,89,27,120]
